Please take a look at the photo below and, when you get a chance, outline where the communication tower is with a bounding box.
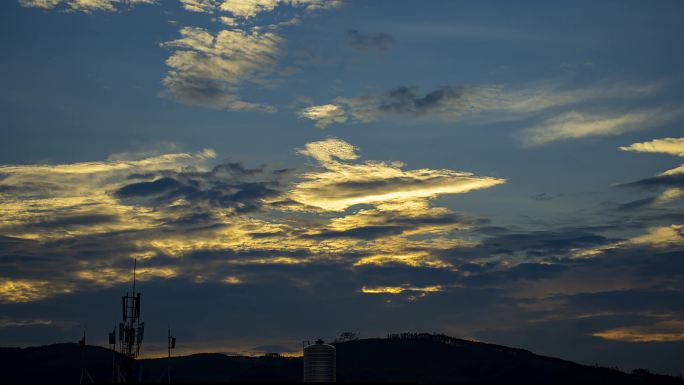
[110,259,145,383]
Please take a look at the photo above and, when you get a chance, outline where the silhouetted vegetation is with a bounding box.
[2,333,683,384]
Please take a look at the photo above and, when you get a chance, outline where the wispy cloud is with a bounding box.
[520,109,668,146]
[0,317,53,328]
[18,0,156,12]
[594,319,684,342]
[299,85,501,126]
[218,0,341,19]
[180,0,218,13]
[299,81,672,146]
[346,29,394,52]
[0,279,74,303]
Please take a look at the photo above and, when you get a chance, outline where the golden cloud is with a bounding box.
[0,279,74,304]
[289,138,505,212]
[571,224,684,258]
[620,137,684,158]
[593,320,684,342]
[0,139,502,302]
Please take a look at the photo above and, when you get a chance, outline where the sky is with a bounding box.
[1,0,683,376]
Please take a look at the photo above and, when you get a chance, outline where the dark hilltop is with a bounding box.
[2,333,683,385]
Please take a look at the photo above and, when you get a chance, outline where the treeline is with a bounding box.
[386,332,470,345]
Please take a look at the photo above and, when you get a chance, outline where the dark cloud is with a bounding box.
[346,29,394,51]
[470,229,612,258]
[464,263,568,286]
[304,211,485,241]
[27,214,119,229]
[378,86,477,116]
[305,225,406,240]
[311,84,500,126]
[616,197,658,211]
[531,192,559,201]
[115,177,182,198]
[114,162,286,214]
[0,181,65,195]
[619,174,684,189]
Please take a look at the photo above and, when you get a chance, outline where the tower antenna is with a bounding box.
[79,328,94,385]
[112,258,145,383]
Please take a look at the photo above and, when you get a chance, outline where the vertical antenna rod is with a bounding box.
[114,258,144,383]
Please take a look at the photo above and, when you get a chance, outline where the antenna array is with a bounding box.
[110,259,145,383]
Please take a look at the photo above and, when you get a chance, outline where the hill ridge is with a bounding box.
[1,333,683,384]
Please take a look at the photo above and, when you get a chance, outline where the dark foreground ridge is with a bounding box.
[2,333,683,385]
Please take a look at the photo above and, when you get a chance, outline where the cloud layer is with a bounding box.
[298,82,680,147]
[19,0,156,12]
[0,139,505,304]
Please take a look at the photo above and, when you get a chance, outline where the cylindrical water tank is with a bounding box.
[303,339,336,382]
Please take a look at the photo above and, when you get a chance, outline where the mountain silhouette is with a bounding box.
[2,333,683,384]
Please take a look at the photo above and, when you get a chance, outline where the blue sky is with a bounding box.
[1,0,683,376]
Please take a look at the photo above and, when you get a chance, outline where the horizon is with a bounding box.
[1,0,683,378]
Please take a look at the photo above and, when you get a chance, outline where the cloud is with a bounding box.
[218,0,342,19]
[114,162,286,214]
[299,82,673,147]
[20,0,344,111]
[0,279,74,303]
[618,137,684,207]
[0,148,217,241]
[0,139,503,302]
[299,85,501,126]
[346,29,394,51]
[496,82,661,115]
[18,0,61,8]
[521,109,674,146]
[620,137,684,157]
[289,138,505,211]
[161,0,342,110]
[298,104,347,128]
[360,285,444,301]
[18,0,156,12]
[218,0,280,18]
[473,228,611,259]
[161,27,282,111]
[622,173,684,190]
[571,225,684,258]
[594,320,684,342]
[180,0,219,13]
[0,318,53,328]
[296,138,358,163]
[347,85,501,123]
[627,225,684,248]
